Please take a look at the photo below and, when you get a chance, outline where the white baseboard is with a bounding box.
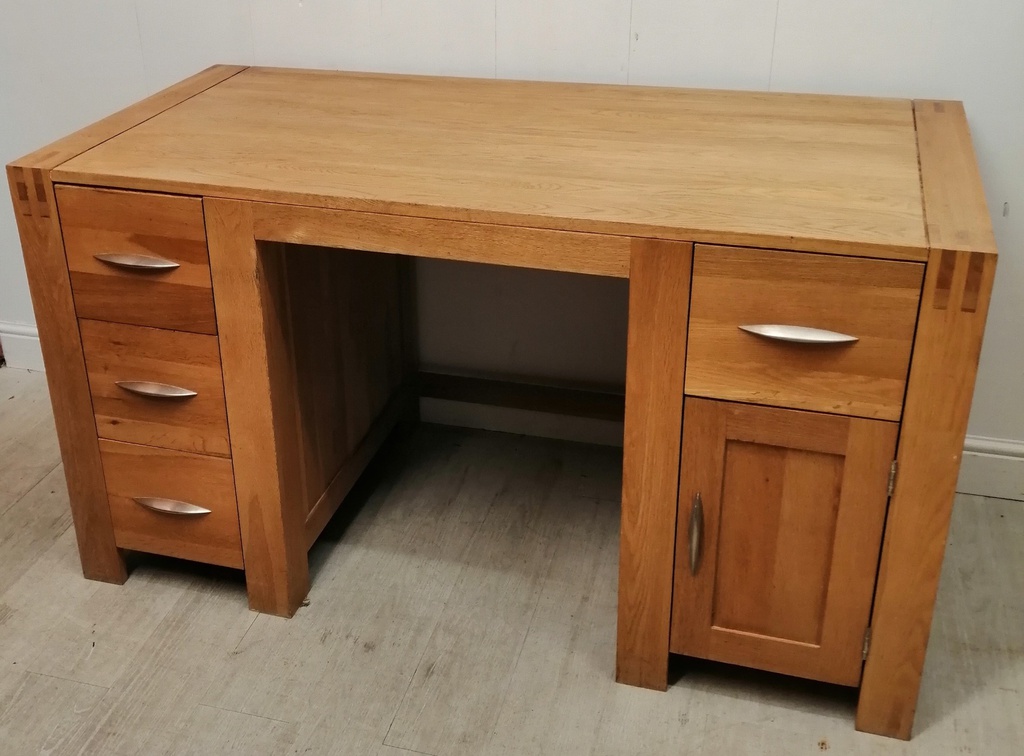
[957,436,1024,501]
[0,321,44,371]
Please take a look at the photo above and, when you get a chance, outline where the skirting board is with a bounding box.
[0,321,44,371]
[958,436,1024,501]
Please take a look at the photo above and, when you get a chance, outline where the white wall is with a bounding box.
[1,1,1021,474]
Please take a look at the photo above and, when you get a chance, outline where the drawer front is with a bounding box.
[81,320,230,457]
[56,185,217,334]
[100,439,242,568]
[686,245,924,420]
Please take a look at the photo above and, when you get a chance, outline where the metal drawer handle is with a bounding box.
[94,253,180,272]
[688,492,703,575]
[116,381,197,399]
[738,324,858,344]
[133,497,211,516]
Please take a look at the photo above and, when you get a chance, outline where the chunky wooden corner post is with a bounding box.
[616,239,692,689]
[205,199,309,616]
[5,167,126,584]
[857,100,998,739]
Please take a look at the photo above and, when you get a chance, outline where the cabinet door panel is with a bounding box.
[671,398,897,686]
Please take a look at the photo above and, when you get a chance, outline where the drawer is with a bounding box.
[81,320,230,457]
[100,439,243,568]
[56,185,217,334]
[685,245,924,420]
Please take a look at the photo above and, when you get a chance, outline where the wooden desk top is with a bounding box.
[30,65,993,262]
[49,66,933,260]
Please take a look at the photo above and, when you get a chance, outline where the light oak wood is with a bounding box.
[80,319,230,457]
[4,170,126,584]
[253,203,631,278]
[671,399,897,686]
[99,438,243,569]
[912,101,998,258]
[617,239,692,690]
[9,65,246,173]
[250,241,405,549]
[53,67,927,260]
[303,389,413,549]
[204,199,309,615]
[5,67,1001,741]
[857,247,998,737]
[206,208,408,614]
[56,186,216,334]
[686,245,924,420]
[854,98,999,741]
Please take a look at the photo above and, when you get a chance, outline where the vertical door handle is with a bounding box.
[688,491,704,575]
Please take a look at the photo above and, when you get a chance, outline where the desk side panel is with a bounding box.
[256,242,407,548]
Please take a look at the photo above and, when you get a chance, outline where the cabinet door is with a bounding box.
[670,398,897,686]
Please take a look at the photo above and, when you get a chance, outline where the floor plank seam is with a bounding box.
[195,702,296,726]
[485,572,549,754]
[21,669,109,692]
[0,459,62,519]
[231,614,259,653]
[382,744,439,756]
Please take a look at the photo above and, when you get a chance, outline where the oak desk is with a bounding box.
[7,66,996,740]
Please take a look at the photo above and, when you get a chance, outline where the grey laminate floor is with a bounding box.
[0,366,1021,755]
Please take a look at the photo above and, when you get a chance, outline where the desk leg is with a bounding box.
[856,248,995,738]
[6,167,127,584]
[616,239,692,690]
[206,199,309,616]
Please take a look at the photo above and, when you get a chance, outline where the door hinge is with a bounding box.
[887,461,898,497]
[862,626,872,660]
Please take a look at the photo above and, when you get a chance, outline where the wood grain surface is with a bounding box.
[685,245,924,420]
[8,65,245,172]
[99,438,243,569]
[80,319,230,457]
[616,239,692,690]
[205,199,309,615]
[253,203,631,278]
[855,99,998,740]
[4,171,126,583]
[254,242,405,549]
[53,67,927,260]
[857,247,997,738]
[57,186,217,334]
[912,101,997,257]
[671,399,897,686]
